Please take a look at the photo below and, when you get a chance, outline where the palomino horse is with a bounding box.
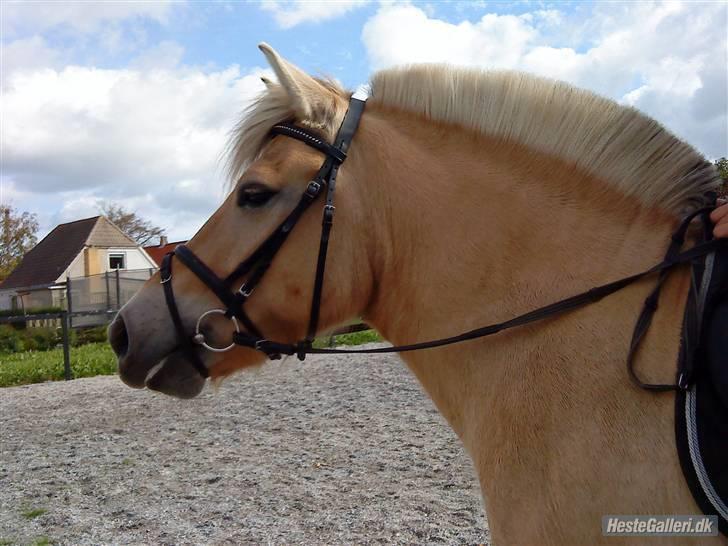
[109,44,724,544]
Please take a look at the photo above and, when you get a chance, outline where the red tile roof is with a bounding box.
[143,241,186,266]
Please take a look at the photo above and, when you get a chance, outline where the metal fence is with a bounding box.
[67,268,155,327]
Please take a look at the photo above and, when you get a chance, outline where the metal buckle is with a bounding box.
[323,204,335,224]
[238,285,253,298]
[160,275,171,284]
[194,309,240,353]
[254,339,268,351]
[305,181,322,198]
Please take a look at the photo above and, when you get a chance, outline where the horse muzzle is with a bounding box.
[109,312,205,399]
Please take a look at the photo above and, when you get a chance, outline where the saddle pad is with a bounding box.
[675,238,728,536]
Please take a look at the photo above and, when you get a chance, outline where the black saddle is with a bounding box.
[675,216,728,535]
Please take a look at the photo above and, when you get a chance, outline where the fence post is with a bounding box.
[66,276,72,313]
[105,271,111,310]
[61,311,72,380]
[66,276,73,328]
[115,268,121,309]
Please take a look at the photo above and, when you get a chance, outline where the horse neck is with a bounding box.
[352,108,702,544]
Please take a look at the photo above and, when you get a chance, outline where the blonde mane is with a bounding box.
[227,64,719,213]
[370,65,719,213]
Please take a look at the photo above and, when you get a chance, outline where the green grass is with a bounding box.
[31,537,51,546]
[0,343,116,388]
[313,329,381,348]
[20,507,47,520]
[0,538,15,545]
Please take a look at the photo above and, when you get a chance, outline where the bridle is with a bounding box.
[160,94,724,392]
[160,95,367,377]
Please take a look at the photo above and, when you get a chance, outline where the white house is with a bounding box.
[0,216,157,311]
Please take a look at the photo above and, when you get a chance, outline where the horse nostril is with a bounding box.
[108,314,129,358]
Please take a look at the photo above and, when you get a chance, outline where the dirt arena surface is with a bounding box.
[0,345,489,545]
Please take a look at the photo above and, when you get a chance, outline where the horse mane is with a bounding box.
[226,64,719,213]
[369,65,719,214]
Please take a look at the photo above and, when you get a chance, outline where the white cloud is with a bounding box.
[0,36,62,80]
[2,1,174,35]
[361,1,727,158]
[1,63,270,239]
[261,0,368,29]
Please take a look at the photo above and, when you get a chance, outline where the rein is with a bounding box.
[160,94,724,391]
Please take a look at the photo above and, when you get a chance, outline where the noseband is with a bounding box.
[160,94,724,390]
[160,96,367,377]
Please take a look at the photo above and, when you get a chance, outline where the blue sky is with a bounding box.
[2,1,726,240]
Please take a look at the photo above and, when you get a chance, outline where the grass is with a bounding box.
[31,538,51,546]
[0,343,116,388]
[20,507,47,520]
[0,329,382,388]
[313,329,381,348]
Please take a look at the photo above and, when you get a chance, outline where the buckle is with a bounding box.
[238,285,253,299]
[322,204,335,224]
[305,181,322,199]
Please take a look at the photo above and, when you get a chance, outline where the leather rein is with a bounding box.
[160,94,724,391]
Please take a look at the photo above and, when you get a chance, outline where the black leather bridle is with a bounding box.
[160,96,367,377]
[160,93,724,391]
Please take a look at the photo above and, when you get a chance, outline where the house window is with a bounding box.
[109,253,126,270]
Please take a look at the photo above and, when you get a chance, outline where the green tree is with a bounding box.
[100,202,166,246]
[0,206,39,282]
[715,158,727,198]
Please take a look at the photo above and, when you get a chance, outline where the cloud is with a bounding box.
[1,35,63,80]
[2,1,175,35]
[261,0,368,29]
[361,1,727,158]
[1,63,270,239]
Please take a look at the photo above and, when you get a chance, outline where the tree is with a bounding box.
[715,158,727,197]
[100,203,166,246]
[0,206,39,282]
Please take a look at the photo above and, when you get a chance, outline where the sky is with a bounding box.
[2,0,727,241]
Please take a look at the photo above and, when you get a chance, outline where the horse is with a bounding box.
[109,44,725,545]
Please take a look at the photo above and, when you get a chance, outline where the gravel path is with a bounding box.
[0,345,489,545]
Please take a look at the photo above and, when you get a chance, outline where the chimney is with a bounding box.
[159,235,168,247]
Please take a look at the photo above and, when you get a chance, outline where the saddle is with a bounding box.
[674,214,728,535]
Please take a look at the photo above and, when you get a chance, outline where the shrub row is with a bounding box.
[0,306,64,318]
[0,325,108,354]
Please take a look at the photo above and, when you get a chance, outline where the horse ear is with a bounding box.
[258,43,332,122]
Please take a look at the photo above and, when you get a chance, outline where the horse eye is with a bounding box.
[237,185,278,208]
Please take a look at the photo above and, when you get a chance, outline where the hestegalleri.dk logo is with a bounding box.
[602,515,718,536]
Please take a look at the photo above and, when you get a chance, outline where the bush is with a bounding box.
[0,325,63,354]
[74,326,108,346]
[0,306,63,318]
[0,325,23,352]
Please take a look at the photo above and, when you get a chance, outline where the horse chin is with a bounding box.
[144,350,206,399]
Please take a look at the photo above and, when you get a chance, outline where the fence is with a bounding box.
[3,266,372,381]
[67,268,154,327]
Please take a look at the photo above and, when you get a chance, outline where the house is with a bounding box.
[142,236,186,266]
[0,216,157,311]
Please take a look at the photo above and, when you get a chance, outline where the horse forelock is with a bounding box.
[223,77,349,188]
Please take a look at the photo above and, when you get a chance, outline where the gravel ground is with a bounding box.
[0,345,489,545]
